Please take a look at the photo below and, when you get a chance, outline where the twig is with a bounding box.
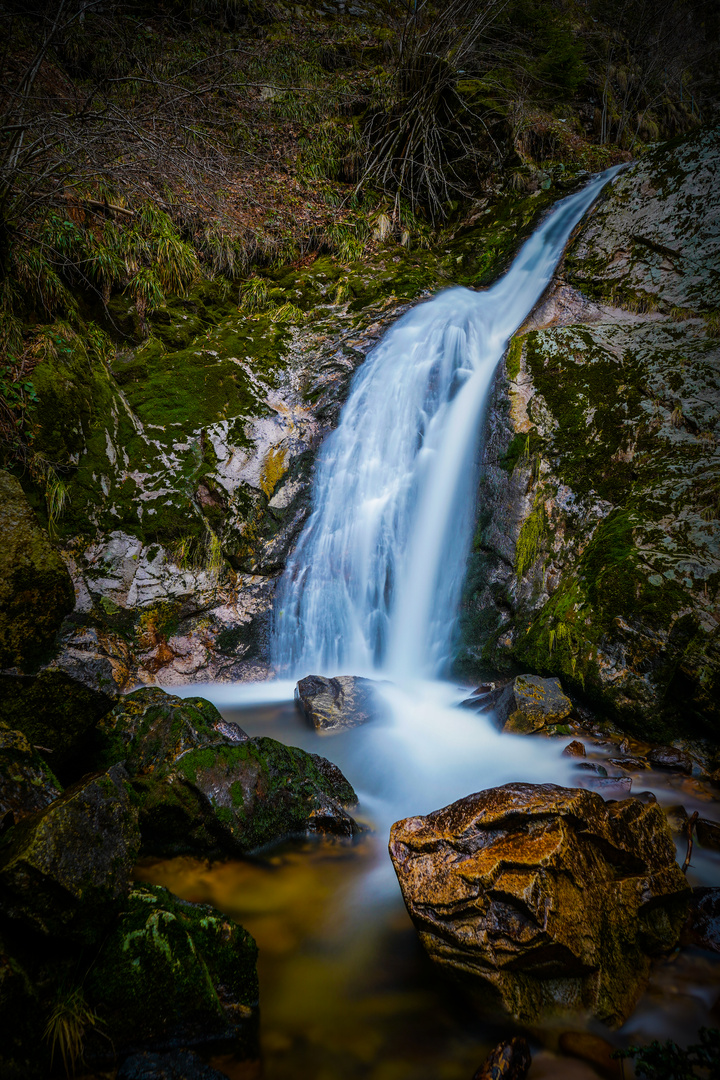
[682,810,699,874]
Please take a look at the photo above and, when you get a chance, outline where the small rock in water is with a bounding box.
[665,804,690,834]
[295,674,384,733]
[494,674,572,734]
[646,746,693,774]
[681,887,720,954]
[696,816,720,852]
[472,1036,531,1079]
[562,740,586,758]
[607,756,650,771]
[558,1032,621,1079]
[633,791,658,806]
[576,775,633,798]
[214,719,249,743]
[574,762,608,777]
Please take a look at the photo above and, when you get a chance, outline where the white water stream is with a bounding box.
[271,169,621,680]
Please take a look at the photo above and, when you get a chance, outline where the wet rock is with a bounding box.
[680,887,720,954]
[696,816,720,852]
[155,737,360,854]
[87,885,258,1053]
[494,675,572,734]
[0,765,139,941]
[0,668,116,775]
[295,674,383,733]
[389,783,689,1025]
[607,756,650,771]
[633,790,658,806]
[0,470,75,671]
[558,1032,621,1079]
[96,687,236,775]
[574,761,608,776]
[0,725,61,825]
[646,746,694,774]
[562,740,586,758]
[117,1051,230,1080]
[472,1036,531,1079]
[665,804,690,834]
[575,775,633,799]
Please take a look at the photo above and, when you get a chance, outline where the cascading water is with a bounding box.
[272,168,622,679]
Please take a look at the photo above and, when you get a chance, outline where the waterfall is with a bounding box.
[272,170,621,680]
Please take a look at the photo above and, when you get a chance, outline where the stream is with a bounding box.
[141,171,720,1077]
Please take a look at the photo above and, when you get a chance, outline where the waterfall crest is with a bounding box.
[272,170,620,679]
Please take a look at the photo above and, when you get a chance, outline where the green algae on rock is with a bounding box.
[0,725,61,825]
[493,674,573,734]
[86,884,258,1052]
[458,126,720,741]
[0,470,74,671]
[97,686,359,856]
[389,784,690,1027]
[0,764,139,942]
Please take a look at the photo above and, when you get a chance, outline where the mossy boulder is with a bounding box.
[0,470,75,671]
[98,687,359,855]
[390,784,690,1026]
[494,674,573,734]
[86,884,258,1051]
[0,765,139,941]
[0,668,116,776]
[0,725,61,826]
[95,686,236,776]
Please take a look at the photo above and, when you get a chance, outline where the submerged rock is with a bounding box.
[493,674,572,733]
[389,783,689,1026]
[87,885,258,1054]
[0,764,139,941]
[681,886,720,954]
[295,674,384,733]
[0,725,61,825]
[0,470,75,671]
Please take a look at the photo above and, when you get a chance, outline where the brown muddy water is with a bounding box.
[137,685,720,1080]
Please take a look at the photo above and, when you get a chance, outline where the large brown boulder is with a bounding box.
[0,471,74,671]
[389,783,689,1026]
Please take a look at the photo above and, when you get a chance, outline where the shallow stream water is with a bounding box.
[139,682,720,1080]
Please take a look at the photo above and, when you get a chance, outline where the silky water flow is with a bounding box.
[158,167,719,1077]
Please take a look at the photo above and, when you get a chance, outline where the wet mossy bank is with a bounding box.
[458,126,720,743]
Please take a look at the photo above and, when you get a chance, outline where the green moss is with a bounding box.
[506,334,523,381]
[515,497,546,578]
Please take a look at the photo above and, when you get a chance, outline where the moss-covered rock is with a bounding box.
[97,687,359,855]
[0,725,61,826]
[0,765,139,941]
[86,884,258,1051]
[0,668,116,776]
[494,674,573,734]
[95,686,233,776]
[458,127,720,741]
[0,470,75,671]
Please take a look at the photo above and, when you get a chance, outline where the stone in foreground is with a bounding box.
[493,675,572,734]
[389,783,689,1026]
[295,674,384,733]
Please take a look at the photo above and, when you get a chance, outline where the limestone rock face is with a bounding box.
[458,126,720,741]
[0,726,61,825]
[295,674,383,732]
[0,765,139,941]
[389,783,689,1026]
[493,674,572,733]
[86,884,258,1051]
[0,470,75,671]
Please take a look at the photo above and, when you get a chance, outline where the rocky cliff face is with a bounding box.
[458,126,720,741]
